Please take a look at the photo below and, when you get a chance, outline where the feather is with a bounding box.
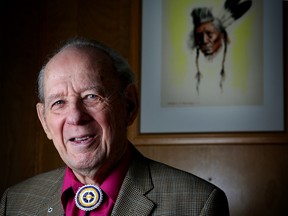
[224,0,252,20]
[224,0,242,11]
[220,0,252,28]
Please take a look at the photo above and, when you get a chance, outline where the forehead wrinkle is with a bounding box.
[45,85,108,104]
[43,47,117,102]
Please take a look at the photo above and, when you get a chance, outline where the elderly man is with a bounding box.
[0,37,229,215]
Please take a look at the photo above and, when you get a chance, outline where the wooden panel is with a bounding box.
[0,1,42,195]
[137,144,288,216]
[39,0,131,59]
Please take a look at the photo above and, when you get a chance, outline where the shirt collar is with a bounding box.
[61,144,132,205]
[100,145,132,203]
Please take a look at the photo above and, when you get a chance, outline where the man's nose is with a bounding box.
[202,33,209,44]
[66,101,91,125]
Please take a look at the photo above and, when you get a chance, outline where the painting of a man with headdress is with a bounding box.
[190,0,252,92]
[161,0,263,107]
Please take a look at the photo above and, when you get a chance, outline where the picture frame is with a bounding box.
[128,0,288,145]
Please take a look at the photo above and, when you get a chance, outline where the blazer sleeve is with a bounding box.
[200,188,230,216]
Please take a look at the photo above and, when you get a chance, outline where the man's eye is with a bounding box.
[51,100,65,108]
[82,94,104,104]
[85,94,102,101]
[87,94,97,99]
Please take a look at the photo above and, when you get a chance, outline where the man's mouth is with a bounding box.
[70,135,95,143]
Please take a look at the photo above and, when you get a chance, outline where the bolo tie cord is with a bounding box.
[220,37,228,93]
[195,48,201,94]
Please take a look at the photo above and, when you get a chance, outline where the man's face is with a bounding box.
[37,47,137,179]
[194,21,223,56]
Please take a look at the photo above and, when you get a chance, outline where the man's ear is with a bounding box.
[124,84,139,126]
[36,103,52,140]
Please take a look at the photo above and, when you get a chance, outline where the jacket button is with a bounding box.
[48,207,53,213]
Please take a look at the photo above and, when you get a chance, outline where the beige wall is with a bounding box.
[1,1,287,215]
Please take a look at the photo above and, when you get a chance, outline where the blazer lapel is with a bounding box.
[111,147,155,215]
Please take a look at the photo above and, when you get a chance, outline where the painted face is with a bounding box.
[194,21,223,56]
[37,47,138,180]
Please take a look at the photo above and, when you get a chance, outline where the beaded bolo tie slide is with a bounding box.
[75,185,103,211]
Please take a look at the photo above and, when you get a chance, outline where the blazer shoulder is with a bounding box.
[149,159,215,188]
[1,167,65,215]
[147,159,229,215]
[10,167,65,191]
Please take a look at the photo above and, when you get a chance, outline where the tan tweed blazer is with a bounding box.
[0,146,229,215]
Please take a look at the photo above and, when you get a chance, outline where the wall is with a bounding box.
[0,1,287,215]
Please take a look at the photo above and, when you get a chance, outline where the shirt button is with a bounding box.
[48,207,53,213]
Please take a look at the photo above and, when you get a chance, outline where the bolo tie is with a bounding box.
[75,184,103,214]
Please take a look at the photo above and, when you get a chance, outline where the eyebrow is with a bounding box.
[45,93,66,105]
[82,86,107,95]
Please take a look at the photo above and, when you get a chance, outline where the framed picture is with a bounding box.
[128,0,287,145]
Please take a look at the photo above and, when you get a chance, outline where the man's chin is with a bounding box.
[202,49,214,56]
[68,157,96,172]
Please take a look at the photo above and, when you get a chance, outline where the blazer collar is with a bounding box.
[111,145,155,215]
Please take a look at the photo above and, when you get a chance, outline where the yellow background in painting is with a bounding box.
[162,0,190,84]
[231,10,255,92]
